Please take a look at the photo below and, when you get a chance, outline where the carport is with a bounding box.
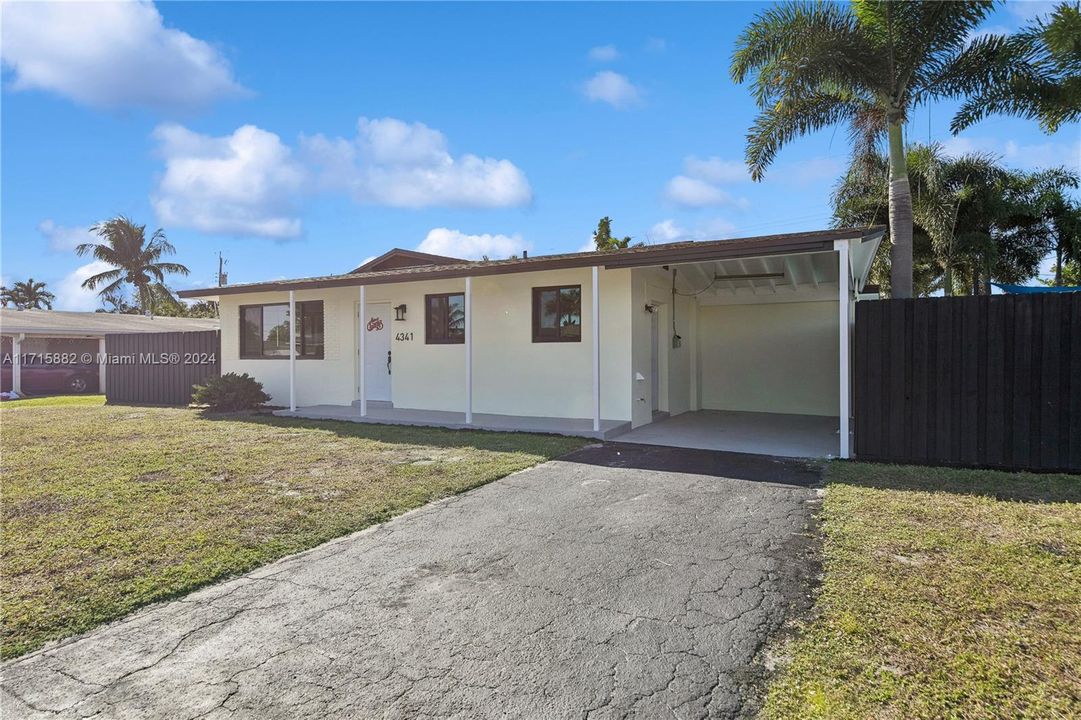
[612,231,882,459]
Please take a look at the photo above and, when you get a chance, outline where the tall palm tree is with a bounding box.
[76,217,190,315]
[952,2,1081,133]
[731,0,996,298]
[834,144,1056,295]
[0,279,55,309]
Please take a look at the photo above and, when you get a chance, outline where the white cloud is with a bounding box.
[941,135,1081,170]
[151,123,306,239]
[55,260,114,311]
[417,228,527,260]
[588,45,620,62]
[664,156,751,208]
[779,156,845,184]
[682,156,748,184]
[647,218,737,244]
[582,71,643,109]
[0,0,246,112]
[303,117,532,208]
[645,37,667,53]
[38,220,92,253]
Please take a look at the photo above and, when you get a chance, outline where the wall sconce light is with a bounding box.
[644,303,659,314]
[394,304,407,321]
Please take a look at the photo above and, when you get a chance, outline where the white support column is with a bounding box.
[288,290,297,412]
[358,285,367,417]
[97,337,106,395]
[835,240,851,459]
[465,276,473,425]
[12,333,23,395]
[592,266,600,433]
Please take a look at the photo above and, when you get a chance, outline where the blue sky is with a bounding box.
[2,1,1078,310]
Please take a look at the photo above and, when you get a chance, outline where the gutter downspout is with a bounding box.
[288,291,296,412]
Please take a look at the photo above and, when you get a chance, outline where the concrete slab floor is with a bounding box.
[615,410,841,459]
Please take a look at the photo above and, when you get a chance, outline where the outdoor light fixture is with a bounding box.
[394,304,407,321]
[714,272,784,281]
[644,302,659,313]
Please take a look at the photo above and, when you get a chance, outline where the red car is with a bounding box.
[1,337,100,395]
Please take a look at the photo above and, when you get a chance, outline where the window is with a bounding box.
[532,285,581,342]
[425,293,465,344]
[239,301,324,359]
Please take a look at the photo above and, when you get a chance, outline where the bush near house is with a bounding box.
[191,372,270,411]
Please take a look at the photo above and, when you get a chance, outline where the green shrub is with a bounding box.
[191,373,270,412]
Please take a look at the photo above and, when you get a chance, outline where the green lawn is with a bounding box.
[1,400,584,659]
[763,462,1080,719]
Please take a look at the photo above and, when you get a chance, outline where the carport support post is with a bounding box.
[834,240,851,459]
[12,333,23,395]
[465,276,473,425]
[98,337,106,395]
[288,290,296,412]
[592,266,600,433]
[358,285,366,417]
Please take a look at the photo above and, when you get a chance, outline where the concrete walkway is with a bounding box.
[2,444,822,719]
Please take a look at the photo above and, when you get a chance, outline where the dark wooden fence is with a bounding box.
[105,331,220,405]
[855,293,1080,472]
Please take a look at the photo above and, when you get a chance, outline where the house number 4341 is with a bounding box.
[394,332,414,342]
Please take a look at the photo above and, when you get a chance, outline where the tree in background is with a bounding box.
[731,0,997,298]
[833,144,1063,295]
[0,279,56,309]
[592,217,634,251]
[952,2,1081,133]
[76,217,190,315]
[1016,169,1080,286]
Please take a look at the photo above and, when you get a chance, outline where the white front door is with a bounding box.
[362,303,392,402]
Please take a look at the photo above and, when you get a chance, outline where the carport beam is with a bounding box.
[359,285,366,417]
[835,240,851,459]
[12,333,23,395]
[289,291,296,412]
[98,337,106,395]
[465,276,473,424]
[592,266,600,432]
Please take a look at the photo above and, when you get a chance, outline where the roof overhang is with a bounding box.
[179,227,885,299]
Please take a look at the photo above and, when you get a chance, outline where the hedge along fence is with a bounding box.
[105,330,220,406]
[855,293,1081,472]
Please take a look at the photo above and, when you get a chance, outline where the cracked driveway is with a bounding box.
[2,443,821,719]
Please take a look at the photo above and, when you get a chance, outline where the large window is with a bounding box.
[425,293,465,344]
[240,301,324,359]
[532,285,581,342]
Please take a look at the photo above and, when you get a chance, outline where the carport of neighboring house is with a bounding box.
[179,228,882,459]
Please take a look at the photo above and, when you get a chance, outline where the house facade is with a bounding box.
[180,228,883,458]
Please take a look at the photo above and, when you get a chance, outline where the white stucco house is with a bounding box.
[179,227,883,458]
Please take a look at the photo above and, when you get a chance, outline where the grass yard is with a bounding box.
[764,462,1081,719]
[1,400,584,659]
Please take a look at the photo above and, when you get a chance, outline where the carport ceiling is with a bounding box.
[675,251,838,296]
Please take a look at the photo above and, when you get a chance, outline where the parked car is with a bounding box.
[1,359,99,395]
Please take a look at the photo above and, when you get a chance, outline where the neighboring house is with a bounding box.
[179,228,883,458]
[1,309,220,396]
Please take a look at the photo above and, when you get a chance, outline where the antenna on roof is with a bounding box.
[217,252,228,287]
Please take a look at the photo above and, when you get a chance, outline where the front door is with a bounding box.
[362,303,392,402]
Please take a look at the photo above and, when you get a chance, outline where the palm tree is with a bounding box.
[834,144,1058,295]
[731,0,996,298]
[0,279,55,309]
[1013,168,1081,286]
[76,217,190,315]
[593,217,634,251]
[952,2,1081,133]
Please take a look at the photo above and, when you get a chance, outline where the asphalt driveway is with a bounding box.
[2,443,822,719]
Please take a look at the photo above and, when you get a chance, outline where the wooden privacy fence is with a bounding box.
[855,293,1080,472]
[105,330,220,405]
